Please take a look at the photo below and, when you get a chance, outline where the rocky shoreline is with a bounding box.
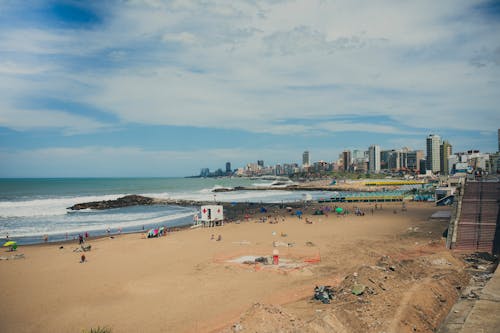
[67,194,312,222]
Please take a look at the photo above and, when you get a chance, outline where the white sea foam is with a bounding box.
[4,210,196,238]
[0,194,126,218]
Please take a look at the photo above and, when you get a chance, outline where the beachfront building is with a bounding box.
[302,151,310,168]
[342,150,352,172]
[225,162,231,174]
[426,134,441,174]
[407,150,424,173]
[489,153,500,174]
[200,168,210,177]
[380,150,391,170]
[388,150,400,170]
[368,145,381,173]
[440,141,452,175]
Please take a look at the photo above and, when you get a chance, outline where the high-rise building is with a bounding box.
[387,150,400,170]
[302,151,310,167]
[407,150,424,172]
[380,150,391,170]
[498,128,499,153]
[426,134,441,174]
[257,160,264,168]
[225,162,231,174]
[342,150,352,172]
[200,168,210,177]
[440,141,452,175]
[368,145,380,173]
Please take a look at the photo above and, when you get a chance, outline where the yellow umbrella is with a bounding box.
[3,241,16,247]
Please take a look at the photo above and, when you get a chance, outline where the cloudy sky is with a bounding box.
[0,0,499,177]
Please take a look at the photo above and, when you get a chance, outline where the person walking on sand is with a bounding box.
[80,254,86,263]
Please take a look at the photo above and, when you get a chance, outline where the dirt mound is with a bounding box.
[220,254,469,333]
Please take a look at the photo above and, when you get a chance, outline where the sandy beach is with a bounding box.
[0,202,467,332]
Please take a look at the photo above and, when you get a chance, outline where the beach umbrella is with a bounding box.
[335,207,343,213]
[3,241,16,247]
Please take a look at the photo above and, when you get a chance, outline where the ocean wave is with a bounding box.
[0,194,126,218]
[2,210,196,238]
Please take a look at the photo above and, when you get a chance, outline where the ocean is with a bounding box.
[0,177,333,244]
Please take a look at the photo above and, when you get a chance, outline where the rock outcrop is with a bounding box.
[68,194,155,210]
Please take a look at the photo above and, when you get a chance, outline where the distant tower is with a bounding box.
[368,145,380,173]
[257,160,264,168]
[342,150,352,172]
[426,134,441,174]
[440,141,452,175]
[225,162,231,174]
[498,128,500,152]
[302,151,310,167]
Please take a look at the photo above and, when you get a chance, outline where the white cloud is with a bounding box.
[0,106,109,135]
[0,0,499,137]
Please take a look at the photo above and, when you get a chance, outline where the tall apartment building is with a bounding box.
[368,145,380,173]
[302,151,310,167]
[407,150,424,172]
[342,150,352,172]
[426,134,441,174]
[440,140,452,175]
[225,162,231,174]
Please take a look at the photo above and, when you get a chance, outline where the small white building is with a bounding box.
[197,205,224,227]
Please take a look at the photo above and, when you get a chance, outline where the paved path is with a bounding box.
[439,265,500,333]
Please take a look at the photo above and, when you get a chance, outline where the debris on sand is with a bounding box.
[313,285,334,304]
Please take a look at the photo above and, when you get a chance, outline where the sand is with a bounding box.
[0,202,456,333]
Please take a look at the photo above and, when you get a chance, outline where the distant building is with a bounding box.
[419,159,427,174]
[407,150,424,172]
[380,150,391,170]
[426,134,441,174]
[257,160,264,168]
[490,153,500,174]
[440,141,452,175]
[302,150,310,167]
[200,168,210,177]
[275,164,283,175]
[368,145,380,173]
[498,128,500,153]
[225,162,231,174]
[388,150,400,170]
[342,150,352,172]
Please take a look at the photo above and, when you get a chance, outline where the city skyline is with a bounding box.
[0,1,499,177]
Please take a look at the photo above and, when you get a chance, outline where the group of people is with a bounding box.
[210,234,222,241]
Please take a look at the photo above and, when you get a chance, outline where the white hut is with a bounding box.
[198,205,224,227]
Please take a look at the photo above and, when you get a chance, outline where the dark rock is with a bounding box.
[68,195,155,210]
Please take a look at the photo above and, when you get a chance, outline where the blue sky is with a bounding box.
[0,0,499,177]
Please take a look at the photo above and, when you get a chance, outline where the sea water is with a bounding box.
[0,178,333,244]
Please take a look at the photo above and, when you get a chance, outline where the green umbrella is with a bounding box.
[335,207,343,213]
[3,241,16,247]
